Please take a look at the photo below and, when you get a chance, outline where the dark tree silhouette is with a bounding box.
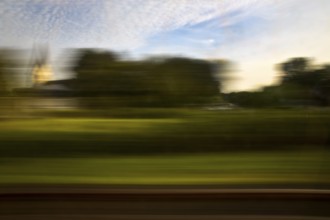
[70,49,222,107]
[278,57,330,106]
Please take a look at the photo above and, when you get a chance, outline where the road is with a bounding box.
[0,187,329,220]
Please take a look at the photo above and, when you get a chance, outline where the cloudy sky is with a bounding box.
[0,0,330,91]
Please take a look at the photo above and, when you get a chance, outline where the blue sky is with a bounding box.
[1,0,330,91]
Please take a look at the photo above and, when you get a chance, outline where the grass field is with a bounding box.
[0,109,329,185]
[0,151,329,185]
[0,109,329,156]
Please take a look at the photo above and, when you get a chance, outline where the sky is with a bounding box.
[0,0,330,91]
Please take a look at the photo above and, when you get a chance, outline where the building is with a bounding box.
[14,46,77,110]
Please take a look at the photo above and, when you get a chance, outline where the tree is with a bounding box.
[213,59,233,93]
[0,55,8,96]
[278,57,330,106]
[312,65,330,105]
[0,49,19,115]
[152,57,220,106]
[70,50,222,108]
[281,58,310,75]
[71,49,120,99]
[71,49,160,107]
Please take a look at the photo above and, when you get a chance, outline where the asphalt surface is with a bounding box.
[0,187,329,219]
[0,215,329,220]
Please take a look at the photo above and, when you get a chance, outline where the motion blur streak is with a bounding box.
[0,0,329,219]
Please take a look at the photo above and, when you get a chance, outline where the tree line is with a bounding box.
[69,49,225,107]
[226,57,330,107]
[0,48,330,108]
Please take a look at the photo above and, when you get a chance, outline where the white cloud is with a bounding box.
[1,0,329,91]
[0,0,105,47]
[207,0,330,91]
[101,0,283,49]
[0,0,284,49]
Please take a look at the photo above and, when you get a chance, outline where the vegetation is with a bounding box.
[0,150,329,185]
[0,49,329,187]
[68,51,330,108]
[0,50,18,116]
[225,57,330,107]
[70,49,225,107]
[0,109,329,157]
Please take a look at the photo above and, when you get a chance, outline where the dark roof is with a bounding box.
[44,78,76,88]
[13,78,77,97]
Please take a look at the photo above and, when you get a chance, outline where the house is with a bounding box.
[13,46,78,110]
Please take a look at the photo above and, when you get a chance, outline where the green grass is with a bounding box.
[0,109,329,185]
[0,109,330,156]
[0,118,181,140]
[0,151,329,185]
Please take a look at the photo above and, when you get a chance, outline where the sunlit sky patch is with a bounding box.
[0,0,330,91]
